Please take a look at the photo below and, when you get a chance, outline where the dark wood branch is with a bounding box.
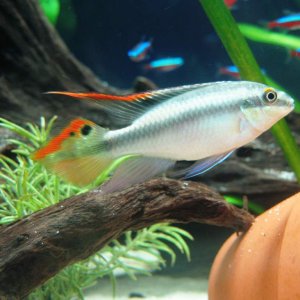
[0,178,253,299]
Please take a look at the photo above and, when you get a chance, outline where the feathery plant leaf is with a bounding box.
[199,0,300,183]
[0,117,193,299]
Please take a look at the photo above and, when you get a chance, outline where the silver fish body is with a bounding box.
[106,81,294,161]
[35,81,294,190]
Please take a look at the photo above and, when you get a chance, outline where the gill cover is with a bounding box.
[240,87,280,131]
[32,118,113,186]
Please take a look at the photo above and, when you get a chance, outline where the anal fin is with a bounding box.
[101,156,175,194]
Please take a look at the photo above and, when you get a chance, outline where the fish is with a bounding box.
[224,0,237,10]
[144,57,184,72]
[267,13,300,30]
[218,65,241,79]
[128,39,152,62]
[290,48,300,58]
[218,65,266,80]
[32,81,294,193]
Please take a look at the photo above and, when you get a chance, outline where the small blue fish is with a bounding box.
[219,65,266,80]
[268,13,300,30]
[128,39,152,62]
[144,57,184,72]
[218,65,240,79]
[290,48,300,58]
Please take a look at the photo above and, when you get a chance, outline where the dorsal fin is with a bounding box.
[46,82,221,124]
[46,91,152,102]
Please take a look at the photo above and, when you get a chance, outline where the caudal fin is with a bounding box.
[32,118,113,186]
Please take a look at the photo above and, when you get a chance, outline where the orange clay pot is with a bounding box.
[209,192,300,300]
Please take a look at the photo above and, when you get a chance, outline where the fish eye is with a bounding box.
[263,88,277,104]
[81,124,92,136]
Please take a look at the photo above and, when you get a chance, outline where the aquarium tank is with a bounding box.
[0,0,300,299]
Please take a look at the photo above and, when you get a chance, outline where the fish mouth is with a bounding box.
[279,91,295,111]
[286,96,295,112]
[289,99,295,110]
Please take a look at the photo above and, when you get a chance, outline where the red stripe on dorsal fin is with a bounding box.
[45,83,218,124]
[46,91,157,124]
[46,91,152,102]
[46,82,221,104]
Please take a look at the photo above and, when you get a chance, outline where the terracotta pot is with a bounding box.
[209,192,300,300]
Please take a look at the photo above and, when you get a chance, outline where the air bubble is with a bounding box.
[38,241,45,247]
[182,182,189,189]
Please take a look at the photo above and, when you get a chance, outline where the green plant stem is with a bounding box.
[239,23,300,113]
[199,0,300,183]
[271,119,300,179]
[199,0,264,82]
[235,24,300,112]
[239,23,300,49]
[224,195,264,214]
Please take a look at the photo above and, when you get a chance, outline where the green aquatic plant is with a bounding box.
[57,0,77,35]
[238,24,300,112]
[199,0,300,183]
[39,0,60,25]
[224,195,264,215]
[239,23,300,50]
[0,117,193,299]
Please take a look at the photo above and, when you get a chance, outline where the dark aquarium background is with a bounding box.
[1,0,300,298]
[55,0,300,91]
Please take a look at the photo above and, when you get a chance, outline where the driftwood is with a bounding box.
[0,178,253,298]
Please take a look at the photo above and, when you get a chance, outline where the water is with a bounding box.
[52,1,300,297]
[56,0,300,92]
[2,0,300,299]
